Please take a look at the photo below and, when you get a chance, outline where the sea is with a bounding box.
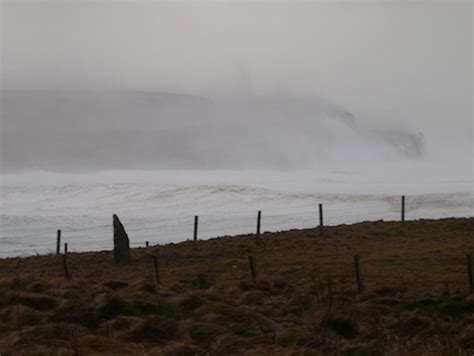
[0,169,472,258]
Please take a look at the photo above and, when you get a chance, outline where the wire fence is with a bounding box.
[1,195,472,257]
[2,194,473,295]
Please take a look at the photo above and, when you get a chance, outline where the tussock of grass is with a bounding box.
[131,295,181,319]
[7,292,58,311]
[321,313,359,339]
[102,280,129,290]
[51,298,97,328]
[0,304,43,327]
[188,321,227,345]
[179,294,203,315]
[126,316,178,342]
[389,312,433,336]
[343,343,384,356]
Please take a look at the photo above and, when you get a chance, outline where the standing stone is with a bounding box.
[113,214,132,264]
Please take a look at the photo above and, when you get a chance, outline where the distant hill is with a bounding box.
[0,90,424,171]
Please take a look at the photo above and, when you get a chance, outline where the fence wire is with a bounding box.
[1,195,472,257]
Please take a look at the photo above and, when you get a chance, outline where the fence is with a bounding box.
[57,239,474,295]
[1,195,472,258]
[16,194,473,294]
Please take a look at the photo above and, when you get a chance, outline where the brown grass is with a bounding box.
[0,217,473,354]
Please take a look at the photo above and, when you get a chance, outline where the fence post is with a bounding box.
[64,243,68,256]
[401,195,405,222]
[153,255,160,285]
[354,255,364,293]
[62,254,70,279]
[319,204,324,236]
[256,210,261,236]
[56,230,61,255]
[467,254,474,292]
[145,241,149,248]
[193,216,199,241]
[248,255,257,283]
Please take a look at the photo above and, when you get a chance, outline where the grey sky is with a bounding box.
[1,1,472,134]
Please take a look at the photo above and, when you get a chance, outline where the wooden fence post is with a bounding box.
[56,230,61,255]
[62,254,70,279]
[248,255,257,283]
[145,241,149,248]
[153,256,160,285]
[319,204,324,236]
[194,216,199,242]
[401,196,405,222]
[256,210,261,236]
[64,243,68,256]
[467,254,474,292]
[354,255,364,293]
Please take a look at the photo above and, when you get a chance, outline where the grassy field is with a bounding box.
[0,218,473,355]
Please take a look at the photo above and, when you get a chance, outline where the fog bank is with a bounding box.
[0,1,472,181]
[1,89,432,172]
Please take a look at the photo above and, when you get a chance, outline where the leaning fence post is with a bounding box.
[467,254,474,292]
[56,230,61,255]
[64,243,68,256]
[193,216,199,242]
[152,255,160,285]
[319,204,324,236]
[401,196,405,222]
[62,254,70,279]
[248,255,257,283]
[256,210,261,236]
[354,255,364,293]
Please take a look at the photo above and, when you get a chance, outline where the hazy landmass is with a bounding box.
[0,90,424,172]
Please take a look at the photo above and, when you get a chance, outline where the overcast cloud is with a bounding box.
[1,1,472,133]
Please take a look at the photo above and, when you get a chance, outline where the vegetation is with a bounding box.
[0,218,473,354]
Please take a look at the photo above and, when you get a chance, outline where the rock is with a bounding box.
[113,214,132,264]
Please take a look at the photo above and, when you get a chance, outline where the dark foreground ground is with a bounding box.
[0,218,473,355]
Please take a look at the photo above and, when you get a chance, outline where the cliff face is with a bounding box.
[0,90,424,171]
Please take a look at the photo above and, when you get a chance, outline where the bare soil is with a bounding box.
[0,218,473,355]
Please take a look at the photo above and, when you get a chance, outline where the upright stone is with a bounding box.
[113,214,132,264]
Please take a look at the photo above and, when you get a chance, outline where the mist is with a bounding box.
[0,1,472,179]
